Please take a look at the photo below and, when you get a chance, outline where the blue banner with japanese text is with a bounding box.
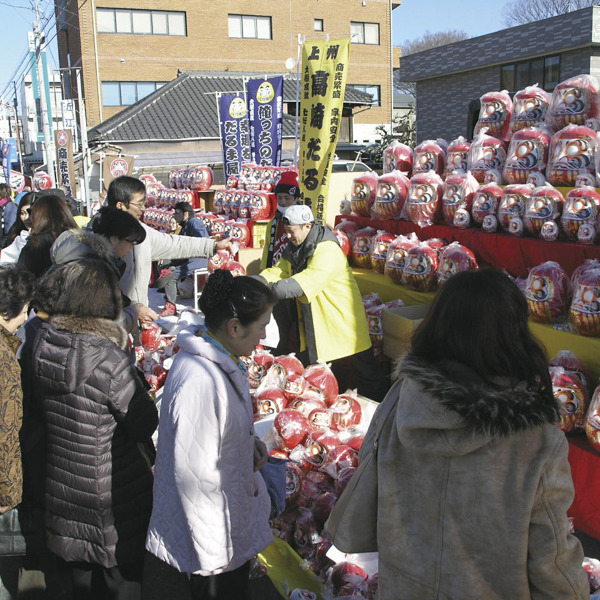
[218,94,251,180]
[247,76,283,166]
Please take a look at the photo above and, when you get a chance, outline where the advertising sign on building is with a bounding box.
[246,76,283,167]
[299,39,350,222]
[54,129,76,197]
[102,155,135,195]
[218,94,251,181]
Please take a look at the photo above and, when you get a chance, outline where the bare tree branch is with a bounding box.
[503,0,598,26]
[400,29,469,56]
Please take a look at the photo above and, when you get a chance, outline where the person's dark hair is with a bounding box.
[0,183,12,200]
[410,268,553,399]
[199,270,275,332]
[34,259,122,320]
[29,194,78,240]
[0,266,35,320]
[92,206,146,244]
[106,176,146,209]
[3,192,33,247]
[174,201,194,218]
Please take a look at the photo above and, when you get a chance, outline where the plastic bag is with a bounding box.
[371,171,410,220]
[510,85,551,133]
[503,126,552,185]
[474,89,513,141]
[546,73,600,131]
[468,130,507,183]
[547,124,597,187]
[525,261,571,323]
[404,171,444,228]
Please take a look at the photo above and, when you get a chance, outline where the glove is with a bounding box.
[271,278,304,299]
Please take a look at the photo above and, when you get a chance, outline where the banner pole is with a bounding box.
[294,34,303,168]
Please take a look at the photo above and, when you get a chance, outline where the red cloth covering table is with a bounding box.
[567,434,600,540]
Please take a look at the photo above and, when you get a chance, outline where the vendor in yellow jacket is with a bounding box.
[259,205,388,401]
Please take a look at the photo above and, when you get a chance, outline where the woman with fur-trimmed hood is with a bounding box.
[31,259,158,598]
[373,268,588,600]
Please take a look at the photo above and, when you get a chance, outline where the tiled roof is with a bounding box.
[89,71,375,143]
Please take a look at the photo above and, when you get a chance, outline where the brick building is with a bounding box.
[397,6,600,144]
[55,0,401,144]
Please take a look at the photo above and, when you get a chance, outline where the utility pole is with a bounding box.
[33,0,56,184]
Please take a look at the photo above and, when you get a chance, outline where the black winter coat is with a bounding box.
[32,315,158,568]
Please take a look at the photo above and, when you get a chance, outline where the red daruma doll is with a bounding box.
[561,186,600,243]
[471,182,504,227]
[474,90,513,142]
[497,184,533,233]
[441,172,479,226]
[412,139,447,177]
[585,385,600,450]
[546,74,600,130]
[437,243,478,286]
[547,124,597,187]
[524,184,564,238]
[570,267,600,336]
[443,136,471,178]
[384,233,419,285]
[351,226,377,269]
[370,230,395,273]
[525,261,570,323]
[404,171,444,228]
[550,367,589,433]
[510,85,550,133]
[371,171,410,220]
[468,130,507,184]
[350,172,379,217]
[382,140,413,175]
[503,126,551,185]
[402,241,440,292]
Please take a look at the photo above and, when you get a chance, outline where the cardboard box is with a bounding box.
[238,247,263,275]
[382,304,430,359]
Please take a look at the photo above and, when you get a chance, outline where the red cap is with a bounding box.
[274,170,300,197]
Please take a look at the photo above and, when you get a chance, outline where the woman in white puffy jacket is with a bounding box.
[144,270,276,600]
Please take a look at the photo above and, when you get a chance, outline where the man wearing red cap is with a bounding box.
[260,170,300,270]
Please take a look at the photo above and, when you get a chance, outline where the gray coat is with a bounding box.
[375,355,588,600]
[120,223,215,306]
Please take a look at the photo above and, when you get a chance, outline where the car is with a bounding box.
[331,159,373,173]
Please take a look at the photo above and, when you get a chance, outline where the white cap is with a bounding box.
[283,204,314,225]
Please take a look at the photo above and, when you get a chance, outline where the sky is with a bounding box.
[0,0,514,104]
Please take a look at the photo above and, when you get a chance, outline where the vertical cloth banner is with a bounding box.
[247,76,283,166]
[299,39,350,222]
[2,138,17,183]
[102,155,135,195]
[218,94,251,181]
[54,129,77,197]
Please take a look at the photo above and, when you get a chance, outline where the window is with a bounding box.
[314,19,323,32]
[350,21,379,45]
[352,84,381,106]
[500,55,561,92]
[228,14,272,39]
[96,8,187,36]
[102,81,167,106]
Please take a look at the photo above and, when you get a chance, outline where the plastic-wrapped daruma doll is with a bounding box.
[524,184,564,238]
[497,184,533,232]
[384,232,419,285]
[547,124,597,187]
[443,137,471,178]
[437,242,478,286]
[503,126,552,185]
[382,140,413,175]
[471,182,504,227]
[510,85,551,133]
[371,171,410,220]
[586,385,600,451]
[546,74,600,131]
[412,139,447,177]
[570,266,600,336]
[404,170,444,228]
[351,226,377,269]
[525,261,571,323]
[370,230,396,274]
[560,186,600,242]
[468,130,507,184]
[441,172,479,226]
[474,90,513,142]
[402,241,440,292]
[350,172,379,217]
[550,367,589,433]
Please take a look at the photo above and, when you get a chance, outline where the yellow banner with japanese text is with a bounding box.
[299,38,350,222]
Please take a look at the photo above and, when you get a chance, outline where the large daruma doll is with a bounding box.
[497,184,533,233]
[510,85,550,133]
[468,131,507,184]
[474,90,513,142]
[550,367,589,433]
[560,186,600,242]
[524,184,564,238]
[570,266,600,336]
[351,226,377,269]
[547,124,597,187]
[350,172,379,217]
[546,74,600,131]
[384,233,419,285]
[402,241,440,292]
[412,139,447,177]
[525,261,570,323]
[471,182,504,227]
[441,172,479,226]
[503,126,551,185]
[443,136,471,178]
[371,171,410,220]
[382,141,413,175]
[370,230,395,274]
[404,171,444,228]
[437,242,478,285]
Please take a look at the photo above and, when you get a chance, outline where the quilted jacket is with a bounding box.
[146,326,273,575]
[32,315,158,568]
[0,325,23,509]
[374,354,588,600]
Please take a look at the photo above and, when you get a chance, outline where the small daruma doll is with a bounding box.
[560,186,600,242]
[474,90,513,142]
[351,226,377,269]
[497,184,533,233]
[350,172,379,217]
[524,184,564,238]
[443,136,471,178]
[437,242,478,285]
[525,261,570,323]
[370,230,395,274]
[503,126,551,185]
[570,266,600,336]
[404,171,444,228]
[468,130,507,184]
[384,233,419,285]
[382,141,413,175]
[471,182,504,226]
[547,124,597,187]
[510,85,550,133]
[550,367,589,433]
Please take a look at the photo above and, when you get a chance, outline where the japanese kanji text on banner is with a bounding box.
[54,129,77,197]
[218,94,251,181]
[247,76,283,167]
[299,38,350,222]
